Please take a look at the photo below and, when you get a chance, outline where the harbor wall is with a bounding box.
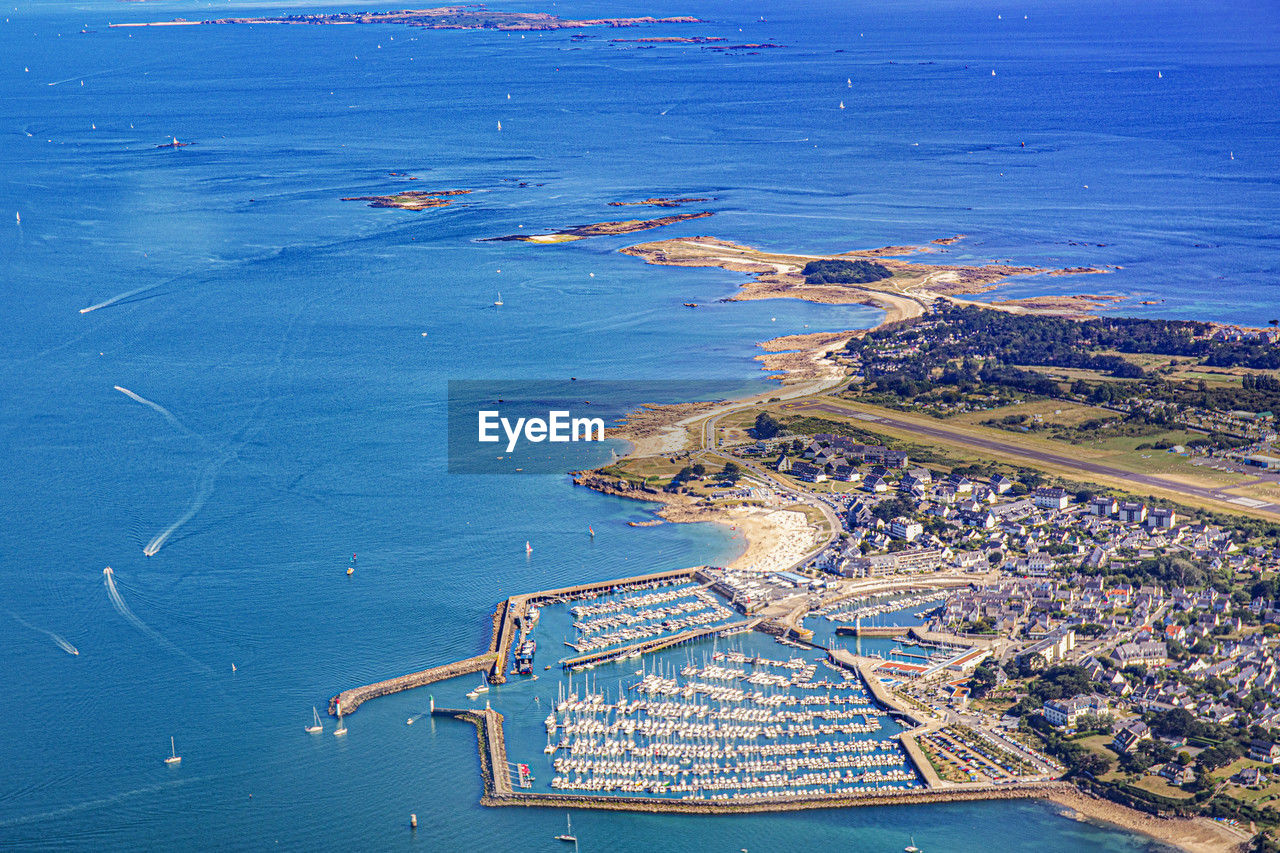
[331,566,709,713]
[560,619,752,670]
[834,625,903,638]
[329,653,497,717]
[898,734,945,788]
[827,649,927,729]
[491,566,704,682]
[475,782,1074,814]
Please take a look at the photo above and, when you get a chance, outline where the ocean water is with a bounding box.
[2,0,1276,848]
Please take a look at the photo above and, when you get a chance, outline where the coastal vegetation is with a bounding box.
[846,304,1280,423]
[801,259,892,285]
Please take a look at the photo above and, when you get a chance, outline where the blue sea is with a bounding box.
[2,0,1276,848]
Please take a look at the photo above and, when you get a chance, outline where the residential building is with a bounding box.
[1034,487,1071,510]
[1111,720,1151,754]
[1043,693,1107,727]
[1250,740,1280,765]
[889,517,923,542]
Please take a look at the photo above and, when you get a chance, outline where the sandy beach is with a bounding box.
[1043,788,1251,853]
[721,507,820,572]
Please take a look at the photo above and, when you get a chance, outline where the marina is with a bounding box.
[328,565,1061,814]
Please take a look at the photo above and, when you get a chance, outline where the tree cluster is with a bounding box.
[801,258,892,285]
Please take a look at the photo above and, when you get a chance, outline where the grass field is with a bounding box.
[770,396,1279,520]
[947,399,1111,428]
[1226,482,1280,503]
[1132,774,1197,800]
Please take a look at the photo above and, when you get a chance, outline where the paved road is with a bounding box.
[783,400,1280,519]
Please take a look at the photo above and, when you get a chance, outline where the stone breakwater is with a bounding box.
[330,567,703,714]
[329,653,497,717]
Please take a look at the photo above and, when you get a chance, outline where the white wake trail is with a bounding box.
[114,385,187,432]
[102,567,211,674]
[103,567,155,637]
[78,283,160,314]
[6,610,79,655]
[143,453,230,557]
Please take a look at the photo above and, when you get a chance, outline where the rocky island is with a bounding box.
[608,197,714,208]
[484,211,713,243]
[109,5,701,31]
[340,189,471,210]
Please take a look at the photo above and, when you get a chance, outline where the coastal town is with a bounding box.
[557,291,1280,851]
[289,226,1280,850]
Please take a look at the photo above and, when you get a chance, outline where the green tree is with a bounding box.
[754,412,782,438]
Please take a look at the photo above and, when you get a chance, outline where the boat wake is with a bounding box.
[102,567,210,673]
[142,452,231,557]
[78,283,163,314]
[6,610,79,655]
[103,566,161,638]
[113,385,191,434]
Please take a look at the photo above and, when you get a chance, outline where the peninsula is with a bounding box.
[620,234,1111,323]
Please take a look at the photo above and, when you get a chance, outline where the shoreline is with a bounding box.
[572,472,821,573]
[1041,788,1250,853]
[570,234,1268,848]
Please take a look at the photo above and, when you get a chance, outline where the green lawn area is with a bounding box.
[1076,733,1120,759]
[1132,774,1196,800]
[947,399,1111,429]
[1225,781,1280,804]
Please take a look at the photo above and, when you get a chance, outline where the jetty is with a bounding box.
[491,567,702,683]
[329,653,497,716]
[560,618,755,670]
[331,567,703,715]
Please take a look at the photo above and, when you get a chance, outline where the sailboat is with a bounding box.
[588,525,595,538]
[306,707,323,734]
[839,101,845,109]
[904,838,921,853]
[494,292,503,306]
[525,540,532,555]
[333,707,347,737]
[554,813,576,842]
[164,736,181,765]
